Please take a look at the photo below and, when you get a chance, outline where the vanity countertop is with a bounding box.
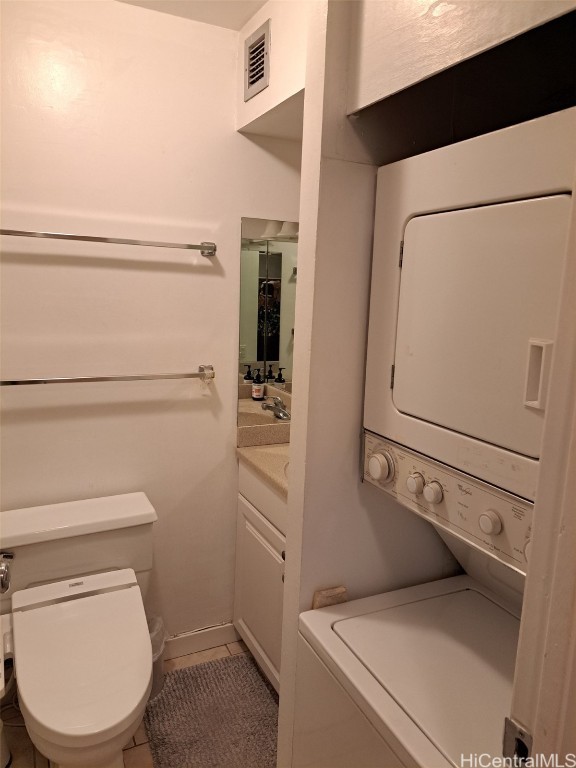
[237,443,289,499]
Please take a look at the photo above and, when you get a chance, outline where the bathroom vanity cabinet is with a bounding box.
[235,450,288,692]
[234,494,285,691]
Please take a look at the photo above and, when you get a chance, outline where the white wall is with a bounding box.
[348,0,576,113]
[0,0,300,645]
[510,175,576,755]
[278,3,458,764]
[236,0,309,133]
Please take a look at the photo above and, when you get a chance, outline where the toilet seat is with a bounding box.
[12,569,152,749]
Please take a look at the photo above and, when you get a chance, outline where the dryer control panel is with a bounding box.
[363,431,533,574]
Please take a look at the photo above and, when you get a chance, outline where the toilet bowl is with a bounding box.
[1,614,14,768]
[12,569,152,768]
[0,492,158,768]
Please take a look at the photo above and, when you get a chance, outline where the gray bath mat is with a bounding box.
[144,653,278,768]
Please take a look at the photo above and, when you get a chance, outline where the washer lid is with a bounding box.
[13,585,152,746]
[333,588,519,767]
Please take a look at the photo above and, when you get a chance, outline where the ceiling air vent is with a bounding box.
[244,20,270,102]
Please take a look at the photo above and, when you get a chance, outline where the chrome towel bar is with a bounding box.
[0,229,217,257]
[0,365,215,387]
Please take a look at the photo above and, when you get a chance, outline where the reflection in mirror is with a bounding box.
[239,218,298,392]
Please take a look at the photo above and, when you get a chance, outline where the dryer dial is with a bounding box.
[406,473,425,495]
[423,481,443,504]
[478,510,503,535]
[362,431,533,574]
[367,452,394,483]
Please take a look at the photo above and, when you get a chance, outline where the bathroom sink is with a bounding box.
[237,398,291,448]
[238,400,278,427]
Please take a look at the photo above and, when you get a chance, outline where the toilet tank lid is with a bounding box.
[1,492,157,548]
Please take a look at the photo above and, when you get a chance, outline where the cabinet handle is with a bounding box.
[281,550,286,561]
[281,573,285,583]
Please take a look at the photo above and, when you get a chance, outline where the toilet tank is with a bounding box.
[0,493,157,616]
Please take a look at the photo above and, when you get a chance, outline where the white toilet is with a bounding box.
[0,492,158,768]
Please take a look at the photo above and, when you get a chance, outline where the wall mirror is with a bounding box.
[239,218,298,394]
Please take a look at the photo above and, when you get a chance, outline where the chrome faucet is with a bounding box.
[262,396,291,421]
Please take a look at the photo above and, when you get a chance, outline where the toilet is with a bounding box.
[0,492,158,768]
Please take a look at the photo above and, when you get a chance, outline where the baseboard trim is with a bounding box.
[165,622,240,660]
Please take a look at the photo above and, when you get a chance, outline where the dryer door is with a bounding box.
[393,195,571,459]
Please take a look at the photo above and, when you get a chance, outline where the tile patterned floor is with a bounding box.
[1,640,248,768]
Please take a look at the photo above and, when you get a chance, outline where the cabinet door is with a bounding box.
[234,494,285,691]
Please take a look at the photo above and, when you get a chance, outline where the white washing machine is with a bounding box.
[292,456,526,768]
[292,110,575,768]
[293,575,519,768]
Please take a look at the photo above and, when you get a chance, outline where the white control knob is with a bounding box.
[367,452,394,483]
[423,481,443,504]
[478,509,503,536]
[406,473,424,495]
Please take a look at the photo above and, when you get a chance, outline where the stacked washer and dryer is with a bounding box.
[292,109,576,767]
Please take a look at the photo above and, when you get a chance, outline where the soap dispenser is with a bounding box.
[243,364,253,381]
[274,368,286,389]
[251,369,264,400]
[266,365,275,382]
